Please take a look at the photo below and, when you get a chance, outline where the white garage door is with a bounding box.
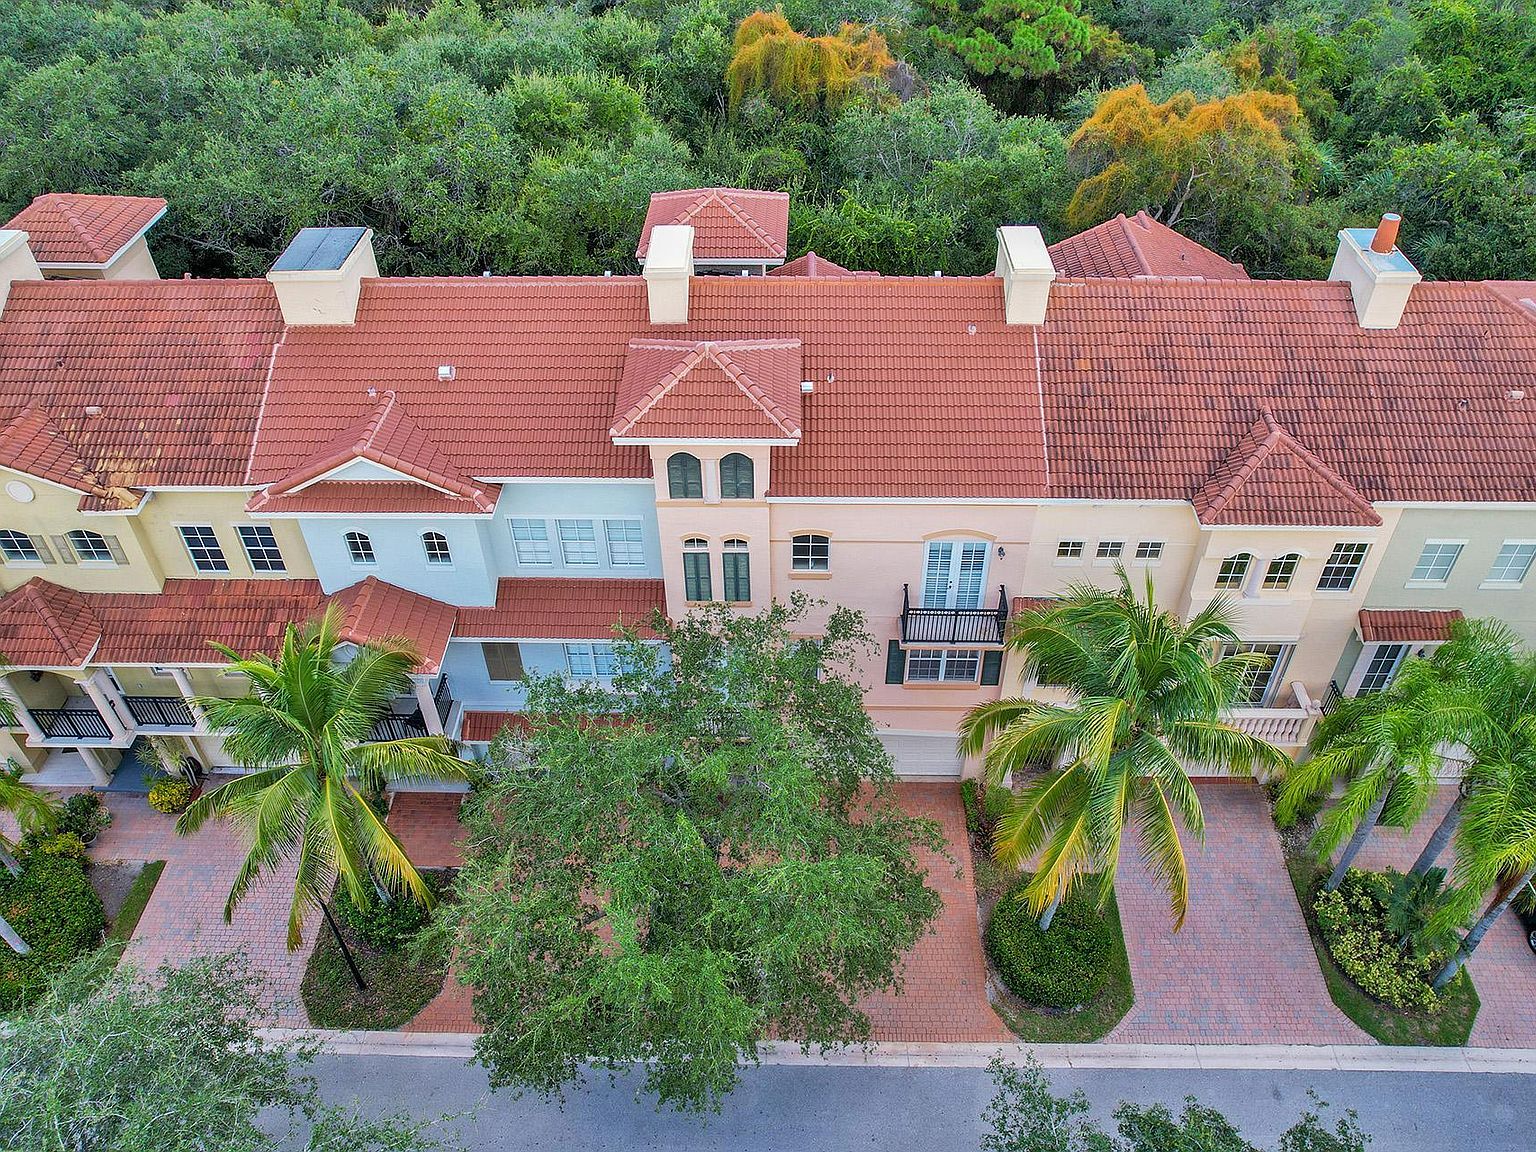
[878,731,964,779]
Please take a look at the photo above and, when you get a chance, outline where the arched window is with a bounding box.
[720,453,754,500]
[667,452,703,500]
[722,538,750,602]
[1215,553,1253,590]
[682,537,711,601]
[345,531,376,565]
[66,529,113,562]
[791,533,830,571]
[0,529,41,563]
[422,531,452,565]
[1263,553,1301,590]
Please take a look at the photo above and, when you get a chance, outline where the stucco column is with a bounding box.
[0,676,45,743]
[167,667,209,729]
[413,676,444,736]
[80,676,132,742]
[77,745,114,786]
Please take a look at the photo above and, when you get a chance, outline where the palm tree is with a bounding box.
[177,606,470,984]
[959,570,1290,930]
[0,762,58,956]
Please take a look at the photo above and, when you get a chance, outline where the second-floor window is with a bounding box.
[66,529,117,564]
[1220,642,1293,706]
[345,531,376,566]
[235,525,285,572]
[1215,553,1252,590]
[1410,540,1462,583]
[720,453,754,499]
[722,538,750,602]
[179,525,229,572]
[792,533,830,571]
[604,518,645,566]
[683,538,711,601]
[906,648,981,683]
[1485,541,1536,587]
[422,531,452,565]
[1263,553,1300,590]
[1096,541,1124,561]
[557,519,598,566]
[564,642,619,680]
[0,529,43,564]
[1317,542,1370,591]
[668,452,703,500]
[1134,541,1164,562]
[1057,540,1084,560]
[510,518,551,566]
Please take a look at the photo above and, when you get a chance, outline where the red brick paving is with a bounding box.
[387,792,465,868]
[1110,779,1367,1044]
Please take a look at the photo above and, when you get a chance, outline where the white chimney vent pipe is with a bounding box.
[1329,214,1421,330]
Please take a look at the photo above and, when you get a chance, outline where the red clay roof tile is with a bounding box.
[1357,608,1464,643]
[611,339,803,440]
[767,251,876,279]
[454,577,664,639]
[459,710,532,743]
[0,408,138,509]
[1048,212,1249,281]
[1192,412,1381,527]
[330,576,457,673]
[4,194,166,265]
[636,188,789,262]
[246,481,499,516]
[0,578,101,666]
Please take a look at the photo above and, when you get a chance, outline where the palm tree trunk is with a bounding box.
[1410,786,1466,877]
[1038,893,1061,932]
[0,842,21,878]
[1433,863,1536,991]
[0,912,30,955]
[320,899,368,992]
[1325,785,1391,892]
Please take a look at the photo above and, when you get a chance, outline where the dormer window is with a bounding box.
[720,453,754,500]
[1215,553,1253,590]
[668,453,703,500]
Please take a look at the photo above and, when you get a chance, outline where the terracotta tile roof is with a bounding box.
[0,278,285,488]
[91,579,326,664]
[767,251,876,279]
[330,576,457,674]
[1048,212,1249,281]
[636,189,789,262]
[4,193,166,265]
[0,578,101,666]
[460,710,532,743]
[611,339,803,439]
[454,577,665,639]
[1010,595,1060,616]
[0,408,139,510]
[1357,608,1464,643]
[1192,412,1381,527]
[246,481,499,516]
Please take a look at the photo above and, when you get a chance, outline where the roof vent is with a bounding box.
[800,380,814,393]
[1509,389,1527,402]
[641,224,693,325]
[438,364,456,383]
[1370,213,1401,254]
[83,405,103,416]
[1329,214,1420,330]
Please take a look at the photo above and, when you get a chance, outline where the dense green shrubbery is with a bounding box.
[19,831,87,861]
[1315,869,1442,1012]
[985,877,1118,1009]
[960,778,1012,841]
[334,875,437,950]
[146,778,192,815]
[56,793,110,842]
[0,856,105,1012]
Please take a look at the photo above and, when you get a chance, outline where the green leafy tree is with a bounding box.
[921,0,1097,81]
[178,606,470,970]
[438,597,943,1112]
[960,571,1290,929]
[0,683,50,956]
[0,952,457,1152]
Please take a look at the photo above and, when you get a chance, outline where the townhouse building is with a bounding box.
[0,188,1531,787]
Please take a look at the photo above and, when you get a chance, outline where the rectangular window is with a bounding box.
[1486,542,1536,586]
[235,525,286,572]
[1263,554,1300,590]
[1410,541,1463,583]
[1096,541,1124,560]
[1134,541,1164,562]
[510,518,552,566]
[1317,542,1370,591]
[1358,644,1409,694]
[1220,642,1294,706]
[791,534,830,571]
[683,549,711,602]
[179,525,229,573]
[558,519,598,566]
[564,642,619,680]
[1056,540,1083,560]
[481,642,525,682]
[604,519,645,567]
[905,648,982,683]
[723,548,750,603]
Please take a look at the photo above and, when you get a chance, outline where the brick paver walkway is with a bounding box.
[388,792,465,868]
[1110,779,1367,1044]
[1348,785,1536,1048]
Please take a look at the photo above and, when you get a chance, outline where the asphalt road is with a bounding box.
[305,1054,1533,1151]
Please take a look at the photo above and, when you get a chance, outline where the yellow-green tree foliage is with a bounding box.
[726,10,896,113]
[1066,83,1306,230]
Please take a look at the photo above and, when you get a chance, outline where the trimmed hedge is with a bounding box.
[1315,870,1443,1011]
[147,778,192,815]
[334,877,436,950]
[985,877,1118,1010]
[0,855,105,1012]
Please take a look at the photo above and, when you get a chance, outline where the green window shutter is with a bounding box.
[668,453,702,500]
[720,453,754,499]
[51,535,78,564]
[683,552,711,601]
[723,552,750,602]
[885,640,905,685]
[27,534,55,564]
[482,642,525,682]
[980,650,1003,686]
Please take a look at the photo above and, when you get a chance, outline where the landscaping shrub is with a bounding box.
[334,877,435,950]
[20,832,87,862]
[961,779,1013,841]
[56,793,111,842]
[985,877,1117,1010]
[1314,869,1443,1012]
[0,855,106,1012]
[147,778,192,815]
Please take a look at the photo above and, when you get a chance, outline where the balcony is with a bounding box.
[32,705,114,743]
[368,676,454,742]
[900,584,1009,646]
[123,695,197,729]
[1226,682,1322,749]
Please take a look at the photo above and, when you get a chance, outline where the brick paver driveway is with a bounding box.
[1110,779,1367,1044]
[1349,785,1536,1048]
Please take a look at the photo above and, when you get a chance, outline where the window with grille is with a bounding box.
[1263,553,1300,590]
[604,519,645,566]
[1215,553,1253,590]
[422,531,452,565]
[720,453,754,500]
[667,453,703,499]
[510,518,551,566]
[0,530,41,563]
[1134,541,1164,562]
[344,531,376,565]
[66,530,114,563]
[564,642,620,680]
[1219,642,1293,706]
[1096,541,1124,560]
[1057,541,1083,560]
[1486,542,1536,586]
[791,533,830,571]
[905,648,982,683]
[722,538,750,602]
[683,538,711,601]
[1410,541,1463,583]
[557,519,598,566]
[1317,542,1370,591]
[180,526,229,572]
[1358,644,1409,693]
[235,525,285,572]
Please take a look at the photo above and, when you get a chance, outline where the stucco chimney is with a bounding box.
[1329,214,1421,330]
[266,226,377,326]
[0,230,43,315]
[994,226,1055,325]
[643,224,693,325]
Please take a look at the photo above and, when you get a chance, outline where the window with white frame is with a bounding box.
[905,648,982,683]
[235,525,285,572]
[1134,541,1164,562]
[0,530,41,563]
[510,518,551,566]
[1263,553,1300,590]
[66,529,114,563]
[1057,540,1084,560]
[1215,553,1253,590]
[683,538,711,601]
[1358,644,1409,694]
[179,525,229,572]
[421,531,452,565]
[564,642,620,680]
[1096,541,1124,560]
[791,533,830,571]
[1410,541,1463,583]
[557,518,598,566]
[344,531,376,565]
[604,518,645,567]
[1486,541,1536,586]
[1317,542,1370,591]
[1219,642,1294,706]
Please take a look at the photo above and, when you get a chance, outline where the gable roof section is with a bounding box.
[4,194,166,266]
[1049,212,1249,281]
[1192,411,1381,527]
[330,576,457,674]
[0,578,100,666]
[455,577,664,640]
[0,278,285,488]
[611,339,803,440]
[247,481,498,516]
[767,251,874,279]
[0,408,139,510]
[636,188,789,262]
[1358,608,1464,644]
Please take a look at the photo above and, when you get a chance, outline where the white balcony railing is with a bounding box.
[1226,681,1322,748]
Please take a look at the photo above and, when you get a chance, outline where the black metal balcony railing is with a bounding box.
[33,706,113,741]
[370,678,454,743]
[124,695,197,728]
[900,584,1009,646]
[1321,680,1344,716]
[433,675,453,726]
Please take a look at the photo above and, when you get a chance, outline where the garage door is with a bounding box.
[878,731,964,779]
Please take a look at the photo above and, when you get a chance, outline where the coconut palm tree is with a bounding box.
[959,570,1291,930]
[177,606,470,982]
[0,762,58,956]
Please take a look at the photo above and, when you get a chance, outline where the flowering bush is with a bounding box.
[1315,870,1442,1011]
[147,778,193,815]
